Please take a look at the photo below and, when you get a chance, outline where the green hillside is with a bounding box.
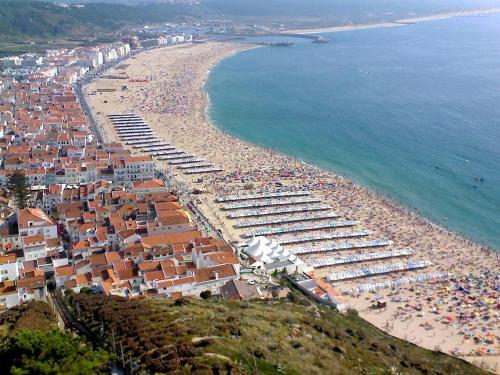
[0,301,110,375]
[0,295,488,374]
[0,0,201,40]
[69,290,486,375]
[0,301,55,334]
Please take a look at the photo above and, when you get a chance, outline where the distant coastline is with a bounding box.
[286,8,500,34]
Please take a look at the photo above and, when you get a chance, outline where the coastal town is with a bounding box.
[0,36,258,304]
[0,25,498,372]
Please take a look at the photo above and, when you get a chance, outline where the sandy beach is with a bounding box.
[287,8,500,34]
[84,41,499,372]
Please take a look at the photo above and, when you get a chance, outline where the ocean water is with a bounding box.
[206,15,500,250]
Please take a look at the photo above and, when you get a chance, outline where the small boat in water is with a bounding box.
[313,36,331,44]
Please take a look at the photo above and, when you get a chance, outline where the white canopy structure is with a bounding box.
[245,236,295,263]
[243,236,309,274]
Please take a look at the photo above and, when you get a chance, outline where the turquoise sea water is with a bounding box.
[207,15,500,250]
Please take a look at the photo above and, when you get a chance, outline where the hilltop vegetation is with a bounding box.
[0,301,110,375]
[0,301,55,334]
[0,0,201,40]
[0,295,488,374]
[69,291,486,375]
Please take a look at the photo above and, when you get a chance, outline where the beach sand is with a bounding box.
[84,41,499,372]
[286,8,500,34]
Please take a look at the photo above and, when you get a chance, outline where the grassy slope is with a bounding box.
[0,0,201,40]
[0,301,56,335]
[0,0,201,56]
[71,291,487,375]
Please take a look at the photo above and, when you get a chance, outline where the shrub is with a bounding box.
[0,329,110,375]
[200,290,212,300]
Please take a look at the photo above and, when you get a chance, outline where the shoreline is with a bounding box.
[203,62,494,251]
[84,41,499,371]
[285,8,500,34]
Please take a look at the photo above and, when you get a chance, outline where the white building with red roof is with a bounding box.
[18,207,57,240]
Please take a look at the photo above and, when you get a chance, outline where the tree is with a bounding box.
[0,329,110,375]
[7,171,29,208]
[200,290,212,300]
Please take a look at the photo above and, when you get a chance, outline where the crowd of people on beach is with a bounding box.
[374,270,499,358]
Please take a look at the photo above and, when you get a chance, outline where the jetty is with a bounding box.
[215,32,330,44]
